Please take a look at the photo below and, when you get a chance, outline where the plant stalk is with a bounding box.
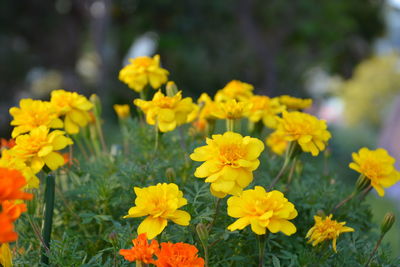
[257,234,267,267]
[40,173,56,265]
[364,234,385,267]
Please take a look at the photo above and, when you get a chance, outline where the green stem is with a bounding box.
[257,234,267,267]
[40,173,56,265]
[268,142,297,190]
[331,192,356,214]
[226,119,235,132]
[72,135,89,160]
[154,124,159,151]
[364,234,385,267]
[208,198,222,231]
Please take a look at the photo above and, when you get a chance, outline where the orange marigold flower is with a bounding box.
[0,212,17,243]
[119,233,159,264]
[1,201,27,222]
[0,168,32,201]
[155,242,205,267]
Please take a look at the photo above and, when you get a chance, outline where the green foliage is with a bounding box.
[15,120,400,266]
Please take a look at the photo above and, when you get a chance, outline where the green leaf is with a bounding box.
[272,255,281,267]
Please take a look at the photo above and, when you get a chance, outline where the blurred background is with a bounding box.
[1,0,400,255]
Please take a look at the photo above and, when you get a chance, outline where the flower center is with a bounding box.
[135,57,153,68]
[154,97,176,109]
[219,144,245,164]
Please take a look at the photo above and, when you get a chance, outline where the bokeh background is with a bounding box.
[1,0,400,256]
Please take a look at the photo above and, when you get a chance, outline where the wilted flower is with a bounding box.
[134,91,197,132]
[246,95,285,128]
[9,99,63,138]
[124,183,191,239]
[190,132,264,198]
[113,104,130,119]
[212,99,251,120]
[279,95,312,110]
[155,242,205,267]
[50,89,93,134]
[275,111,331,156]
[306,214,354,253]
[215,80,254,102]
[0,243,12,267]
[0,168,33,201]
[227,186,297,235]
[12,126,73,173]
[349,148,400,197]
[119,54,169,92]
[119,233,159,264]
[265,131,289,156]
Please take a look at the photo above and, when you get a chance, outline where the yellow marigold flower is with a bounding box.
[190,132,264,198]
[119,55,169,92]
[212,99,251,120]
[134,91,197,132]
[9,99,63,138]
[0,243,12,267]
[227,186,297,235]
[113,104,130,119]
[275,111,331,156]
[246,95,285,129]
[215,80,254,102]
[349,148,400,197]
[123,183,191,239]
[50,90,93,134]
[306,214,354,253]
[265,131,288,156]
[0,150,39,188]
[279,95,312,110]
[197,93,218,121]
[12,126,73,173]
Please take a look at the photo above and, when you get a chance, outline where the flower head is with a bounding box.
[113,104,130,119]
[227,186,298,235]
[306,214,354,252]
[155,242,205,267]
[0,168,33,201]
[50,90,93,134]
[265,131,289,156]
[215,80,254,102]
[1,201,27,222]
[123,183,191,239]
[9,99,63,138]
[0,213,17,244]
[119,233,159,264]
[279,95,312,110]
[190,132,264,198]
[349,148,400,196]
[275,111,331,156]
[197,93,218,120]
[246,95,285,128]
[134,91,197,132]
[212,99,251,120]
[12,126,73,173]
[119,54,169,92]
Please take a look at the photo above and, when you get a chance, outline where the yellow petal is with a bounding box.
[43,152,65,170]
[168,210,191,226]
[137,216,168,239]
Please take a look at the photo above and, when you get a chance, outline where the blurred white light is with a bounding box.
[123,32,159,66]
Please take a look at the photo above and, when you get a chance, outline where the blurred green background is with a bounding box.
[1,0,400,257]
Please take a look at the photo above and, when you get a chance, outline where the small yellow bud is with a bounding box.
[381,212,395,235]
[166,81,178,97]
[113,104,130,119]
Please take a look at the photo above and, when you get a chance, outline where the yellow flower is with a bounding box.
[0,243,12,267]
[265,131,289,156]
[190,132,264,198]
[214,80,254,102]
[134,91,197,132]
[306,214,354,253]
[50,90,93,134]
[212,99,251,120]
[246,95,285,129]
[11,126,73,173]
[113,104,131,119]
[275,111,331,156]
[279,95,312,110]
[9,99,63,138]
[227,186,297,235]
[0,149,39,188]
[119,55,169,92]
[123,183,191,239]
[349,148,400,197]
[197,93,218,120]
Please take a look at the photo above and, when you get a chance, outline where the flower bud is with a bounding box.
[166,81,178,97]
[90,94,102,117]
[113,104,130,119]
[354,174,370,193]
[196,223,209,244]
[381,212,395,235]
[165,167,176,183]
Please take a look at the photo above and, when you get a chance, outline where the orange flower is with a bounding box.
[0,139,15,150]
[0,212,17,243]
[1,201,27,222]
[0,168,33,201]
[155,242,205,267]
[119,233,159,264]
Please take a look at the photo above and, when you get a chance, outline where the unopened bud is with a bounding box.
[316,210,326,218]
[108,231,118,243]
[381,212,395,235]
[196,223,209,243]
[165,167,176,183]
[355,175,370,193]
[166,81,178,97]
[113,104,130,119]
[90,94,102,117]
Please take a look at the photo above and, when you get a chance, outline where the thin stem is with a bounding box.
[331,192,356,214]
[226,119,234,132]
[208,198,222,231]
[268,142,297,190]
[359,185,373,201]
[72,135,89,160]
[285,158,298,192]
[364,234,385,267]
[41,173,56,265]
[95,117,108,153]
[154,124,159,151]
[257,234,267,267]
